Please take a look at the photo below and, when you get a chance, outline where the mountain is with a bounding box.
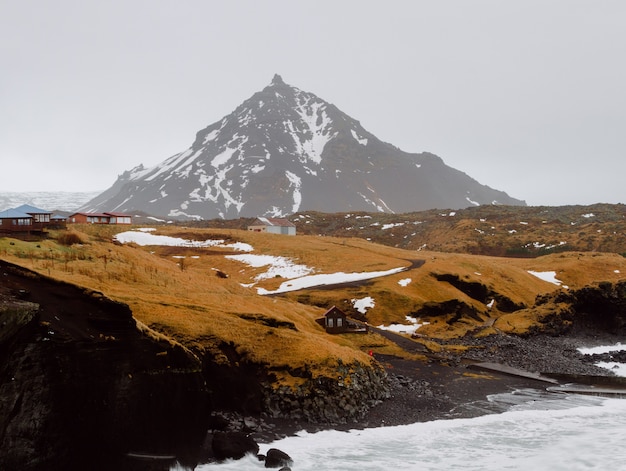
[81,74,525,220]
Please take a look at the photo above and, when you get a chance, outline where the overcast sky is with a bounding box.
[1,1,625,206]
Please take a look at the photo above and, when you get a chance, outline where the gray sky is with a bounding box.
[1,1,625,206]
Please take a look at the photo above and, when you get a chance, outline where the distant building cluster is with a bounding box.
[0,204,132,236]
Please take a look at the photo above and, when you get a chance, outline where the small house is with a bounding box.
[248,217,296,235]
[316,306,369,334]
[13,204,52,225]
[0,208,33,233]
[68,212,132,225]
[68,212,111,224]
[104,212,132,224]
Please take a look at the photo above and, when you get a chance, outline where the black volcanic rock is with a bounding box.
[264,447,293,468]
[81,74,525,220]
[0,261,208,470]
[211,431,259,461]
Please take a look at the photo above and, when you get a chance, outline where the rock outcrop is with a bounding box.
[533,280,626,335]
[0,260,209,470]
[0,260,394,468]
[264,360,390,423]
[210,431,259,461]
[264,448,293,468]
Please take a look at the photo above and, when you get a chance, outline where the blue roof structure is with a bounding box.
[14,204,52,214]
[0,209,33,219]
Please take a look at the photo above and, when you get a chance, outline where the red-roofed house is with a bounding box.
[68,212,132,224]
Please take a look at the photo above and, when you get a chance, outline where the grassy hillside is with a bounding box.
[184,203,626,257]
[2,223,626,382]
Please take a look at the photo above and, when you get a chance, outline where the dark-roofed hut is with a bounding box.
[317,306,369,334]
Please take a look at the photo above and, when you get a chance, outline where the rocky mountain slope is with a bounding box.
[81,74,524,220]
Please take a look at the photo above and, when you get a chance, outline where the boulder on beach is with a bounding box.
[264,447,293,468]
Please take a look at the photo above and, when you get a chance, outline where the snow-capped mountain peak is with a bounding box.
[81,75,525,219]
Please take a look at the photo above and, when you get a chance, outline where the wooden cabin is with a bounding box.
[104,212,132,224]
[0,208,34,233]
[0,204,53,235]
[316,306,369,334]
[14,204,52,226]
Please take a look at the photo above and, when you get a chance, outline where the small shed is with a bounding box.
[317,306,369,334]
[248,217,296,236]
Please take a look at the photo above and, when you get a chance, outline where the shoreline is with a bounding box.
[245,332,625,444]
[126,332,626,469]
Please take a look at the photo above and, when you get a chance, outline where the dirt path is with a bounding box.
[369,326,428,354]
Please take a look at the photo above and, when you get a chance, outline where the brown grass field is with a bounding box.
[2,224,625,382]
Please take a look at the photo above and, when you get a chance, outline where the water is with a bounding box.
[189,391,626,471]
[0,191,100,211]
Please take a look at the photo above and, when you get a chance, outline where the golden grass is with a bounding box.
[0,228,376,378]
[2,224,624,380]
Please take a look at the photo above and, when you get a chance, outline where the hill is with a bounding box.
[2,222,625,352]
[189,203,626,257]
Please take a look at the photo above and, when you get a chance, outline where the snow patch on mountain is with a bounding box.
[203,128,220,144]
[293,94,336,164]
[351,129,368,146]
[211,147,237,168]
[285,171,302,213]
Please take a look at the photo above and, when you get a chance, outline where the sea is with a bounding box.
[0,191,100,212]
[177,390,626,471]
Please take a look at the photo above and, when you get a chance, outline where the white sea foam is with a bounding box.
[194,397,626,470]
